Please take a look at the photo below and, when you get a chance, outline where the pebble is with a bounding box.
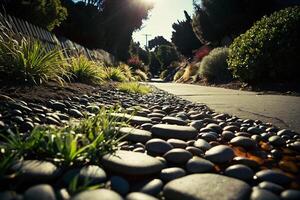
[250,187,280,200]
[255,169,292,185]
[24,184,56,200]
[163,174,251,200]
[205,145,235,163]
[69,109,83,118]
[280,189,300,200]
[71,189,123,200]
[193,139,211,151]
[120,127,152,143]
[162,116,187,125]
[185,146,203,156]
[222,131,235,141]
[224,164,254,181]
[146,138,173,155]
[111,176,130,195]
[223,125,240,132]
[151,124,197,140]
[258,181,284,194]
[132,179,163,195]
[230,136,257,149]
[163,148,193,164]
[102,150,164,176]
[268,135,285,147]
[185,156,214,173]
[205,123,222,134]
[190,120,204,130]
[167,139,187,148]
[79,165,107,184]
[126,192,159,200]
[160,167,186,182]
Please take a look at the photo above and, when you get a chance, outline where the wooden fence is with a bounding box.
[0,13,115,65]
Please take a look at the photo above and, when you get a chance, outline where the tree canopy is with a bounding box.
[148,36,171,50]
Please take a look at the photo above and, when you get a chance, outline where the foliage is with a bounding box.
[160,69,169,80]
[118,64,134,81]
[0,108,128,166]
[69,55,102,84]
[129,41,149,65]
[117,82,152,94]
[148,36,171,50]
[193,45,211,62]
[134,69,148,81]
[0,20,68,85]
[156,45,180,69]
[192,0,279,45]
[148,51,161,76]
[56,0,154,60]
[172,11,203,57]
[228,6,300,83]
[100,66,127,82]
[127,56,143,70]
[199,47,232,83]
[182,64,199,82]
[2,0,68,31]
[173,69,184,82]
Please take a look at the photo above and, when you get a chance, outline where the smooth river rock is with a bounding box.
[102,150,164,176]
[71,189,123,200]
[151,124,197,140]
[120,127,152,143]
[205,145,235,163]
[163,173,251,200]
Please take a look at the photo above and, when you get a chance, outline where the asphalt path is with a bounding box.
[149,82,300,133]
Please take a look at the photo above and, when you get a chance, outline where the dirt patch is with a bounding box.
[0,81,111,103]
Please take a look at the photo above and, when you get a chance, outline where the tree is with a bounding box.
[192,0,280,45]
[148,36,171,50]
[55,0,153,60]
[148,51,160,76]
[129,41,149,65]
[171,11,203,57]
[1,0,68,31]
[156,45,180,69]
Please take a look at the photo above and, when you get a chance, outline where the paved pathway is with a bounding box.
[149,82,300,133]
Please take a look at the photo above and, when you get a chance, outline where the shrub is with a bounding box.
[118,64,134,81]
[160,69,169,80]
[173,69,184,81]
[199,47,232,83]
[69,55,102,84]
[134,69,148,81]
[193,45,211,62]
[228,6,300,83]
[100,66,126,82]
[117,82,152,94]
[156,45,180,69]
[127,56,143,70]
[182,64,200,82]
[0,22,68,85]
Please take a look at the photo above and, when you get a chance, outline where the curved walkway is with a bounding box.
[149,82,300,133]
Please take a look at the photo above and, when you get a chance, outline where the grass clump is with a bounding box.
[100,66,127,82]
[69,55,102,84]
[117,82,152,94]
[0,18,68,85]
[199,47,232,83]
[0,107,128,167]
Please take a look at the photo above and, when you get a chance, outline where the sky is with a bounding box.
[132,0,194,47]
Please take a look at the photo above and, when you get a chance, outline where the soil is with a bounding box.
[0,81,111,103]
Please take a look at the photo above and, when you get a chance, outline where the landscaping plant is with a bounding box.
[117,82,152,95]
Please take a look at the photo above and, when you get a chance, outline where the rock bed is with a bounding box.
[0,86,300,200]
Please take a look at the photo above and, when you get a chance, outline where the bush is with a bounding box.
[173,69,184,81]
[228,6,300,83]
[199,47,232,83]
[156,45,180,69]
[69,55,102,84]
[0,21,68,85]
[193,45,211,62]
[182,64,200,82]
[127,56,143,70]
[160,69,169,80]
[134,69,148,81]
[100,66,126,82]
[117,82,152,94]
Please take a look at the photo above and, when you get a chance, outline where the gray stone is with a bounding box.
[205,145,235,163]
[222,131,235,141]
[163,148,193,164]
[111,113,152,126]
[194,139,211,151]
[268,136,285,147]
[12,160,59,182]
[71,189,123,200]
[255,169,292,185]
[132,179,163,195]
[233,157,259,169]
[151,124,197,140]
[146,138,173,155]
[167,139,187,149]
[185,146,203,157]
[24,184,56,200]
[224,164,254,181]
[126,192,159,200]
[205,123,222,134]
[79,165,106,184]
[160,167,186,182]
[111,176,130,195]
[190,120,204,130]
[199,132,218,142]
[230,136,257,149]
[69,109,83,118]
[185,156,214,173]
[163,173,251,200]
[281,189,300,200]
[250,188,280,200]
[258,182,284,194]
[162,116,187,126]
[120,127,152,143]
[52,102,66,111]
[102,150,164,176]
[223,125,240,132]
[86,105,100,113]
[0,191,21,200]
